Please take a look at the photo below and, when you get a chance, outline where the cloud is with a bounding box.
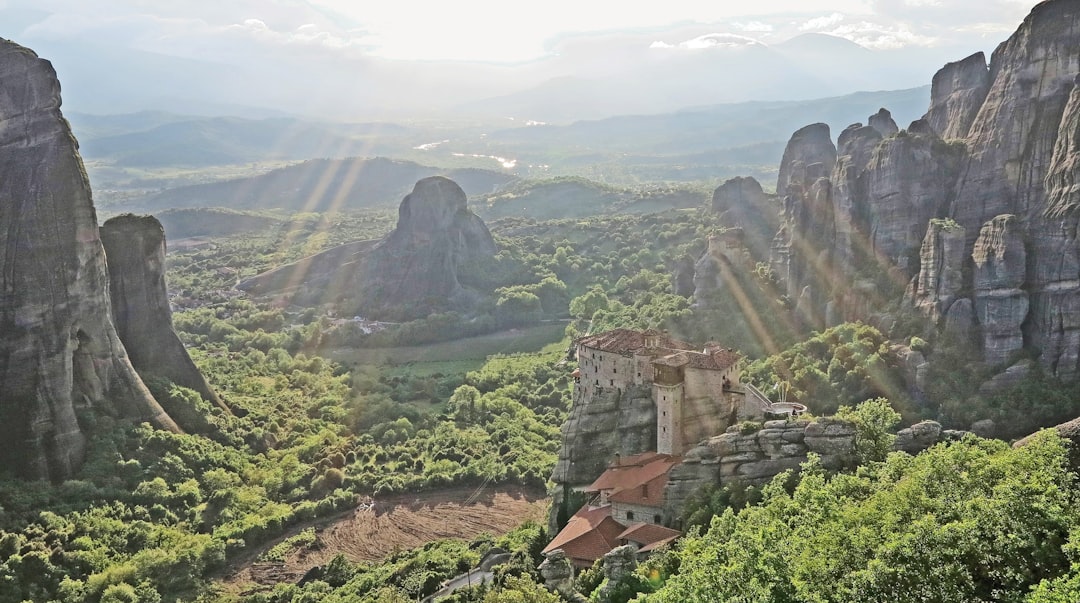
[651,32,763,50]
[224,18,365,50]
[799,13,845,31]
[821,21,936,49]
[733,21,773,33]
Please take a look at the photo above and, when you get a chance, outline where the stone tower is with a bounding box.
[653,354,688,455]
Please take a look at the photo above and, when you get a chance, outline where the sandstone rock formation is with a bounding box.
[763,0,1080,384]
[0,39,178,480]
[101,214,226,426]
[908,220,967,323]
[868,108,899,138]
[711,176,780,261]
[359,176,497,319]
[923,52,991,139]
[550,385,656,487]
[240,176,498,321]
[971,215,1028,366]
[597,545,638,603]
[538,550,577,600]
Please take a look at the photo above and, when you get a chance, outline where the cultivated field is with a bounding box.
[227,486,549,590]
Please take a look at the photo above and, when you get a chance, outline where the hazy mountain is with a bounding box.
[118,157,518,213]
[75,115,410,168]
[461,36,940,122]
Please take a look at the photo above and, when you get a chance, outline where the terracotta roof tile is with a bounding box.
[616,522,682,547]
[542,505,626,567]
[586,453,678,493]
[577,328,740,372]
[609,472,670,507]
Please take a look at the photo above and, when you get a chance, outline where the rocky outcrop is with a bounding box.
[711,176,780,261]
[240,176,498,321]
[361,177,497,318]
[538,550,577,599]
[101,215,226,425]
[971,215,1028,366]
[868,108,899,138]
[759,1,1080,387]
[831,123,882,273]
[701,418,855,486]
[865,126,962,273]
[908,219,967,323]
[692,232,743,308]
[550,385,657,486]
[597,546,638,603]
[0,39,179,480]
[771,124,836,325]
[775,123,837,199]
[923,52,991,139]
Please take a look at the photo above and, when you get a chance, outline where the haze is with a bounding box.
[0,0,1042,121]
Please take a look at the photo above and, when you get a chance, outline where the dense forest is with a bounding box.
[1,200,1079,603]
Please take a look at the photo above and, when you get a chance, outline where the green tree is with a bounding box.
[835,397,902,463]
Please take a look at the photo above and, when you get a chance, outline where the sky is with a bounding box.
[0,0,1048,119]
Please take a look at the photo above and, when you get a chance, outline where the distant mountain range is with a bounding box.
[461,34,939,122]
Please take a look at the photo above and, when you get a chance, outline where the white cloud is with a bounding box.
[823,21,936,49]
[733,21,774,32]
[651,32,763,50]
[799,13,846,31]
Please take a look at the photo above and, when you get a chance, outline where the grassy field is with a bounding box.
[322,322,569,376]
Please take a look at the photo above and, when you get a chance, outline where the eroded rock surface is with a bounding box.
[0,39,178,480]
[550,386,657,486]
[101,215,226,427]
[923,52,991,139]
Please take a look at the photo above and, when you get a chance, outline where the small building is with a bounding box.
[541,505,626,570]
[543,452,684,569]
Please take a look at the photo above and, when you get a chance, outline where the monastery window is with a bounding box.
[626,511,635,521]
[613,368,617,373]
[595,379,600,386]
[610,380,614,386]
[662,426,666,433]
[654,514,662,524]
[663,395,666,401]
[638,372,641,378]
[662,411,666,417]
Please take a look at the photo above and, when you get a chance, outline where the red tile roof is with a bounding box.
[577,328,694,356]
[542,505,626,568]
[577,328,739,372]
[617,522,683,549]
[609,473,670,507]
[586,452,678,493]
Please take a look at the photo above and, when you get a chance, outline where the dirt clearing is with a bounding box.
[227,486,549,589]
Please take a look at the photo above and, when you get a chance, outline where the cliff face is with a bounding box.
[101,214,226,425]
[766,0,1080,383]
[550,385,657,487]
[923,52,991,139]
[0,39,178,480]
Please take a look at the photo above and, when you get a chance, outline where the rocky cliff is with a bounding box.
[0,39,179,480]
[357,176,497,319]
[765,0,1080,386]
[550,385,657,487]
[101,214,226,427]
[664,418,961,520]
[710,176,781,261]
[240,176,498,321]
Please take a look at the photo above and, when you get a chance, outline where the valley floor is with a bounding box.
[222,486,549,594]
